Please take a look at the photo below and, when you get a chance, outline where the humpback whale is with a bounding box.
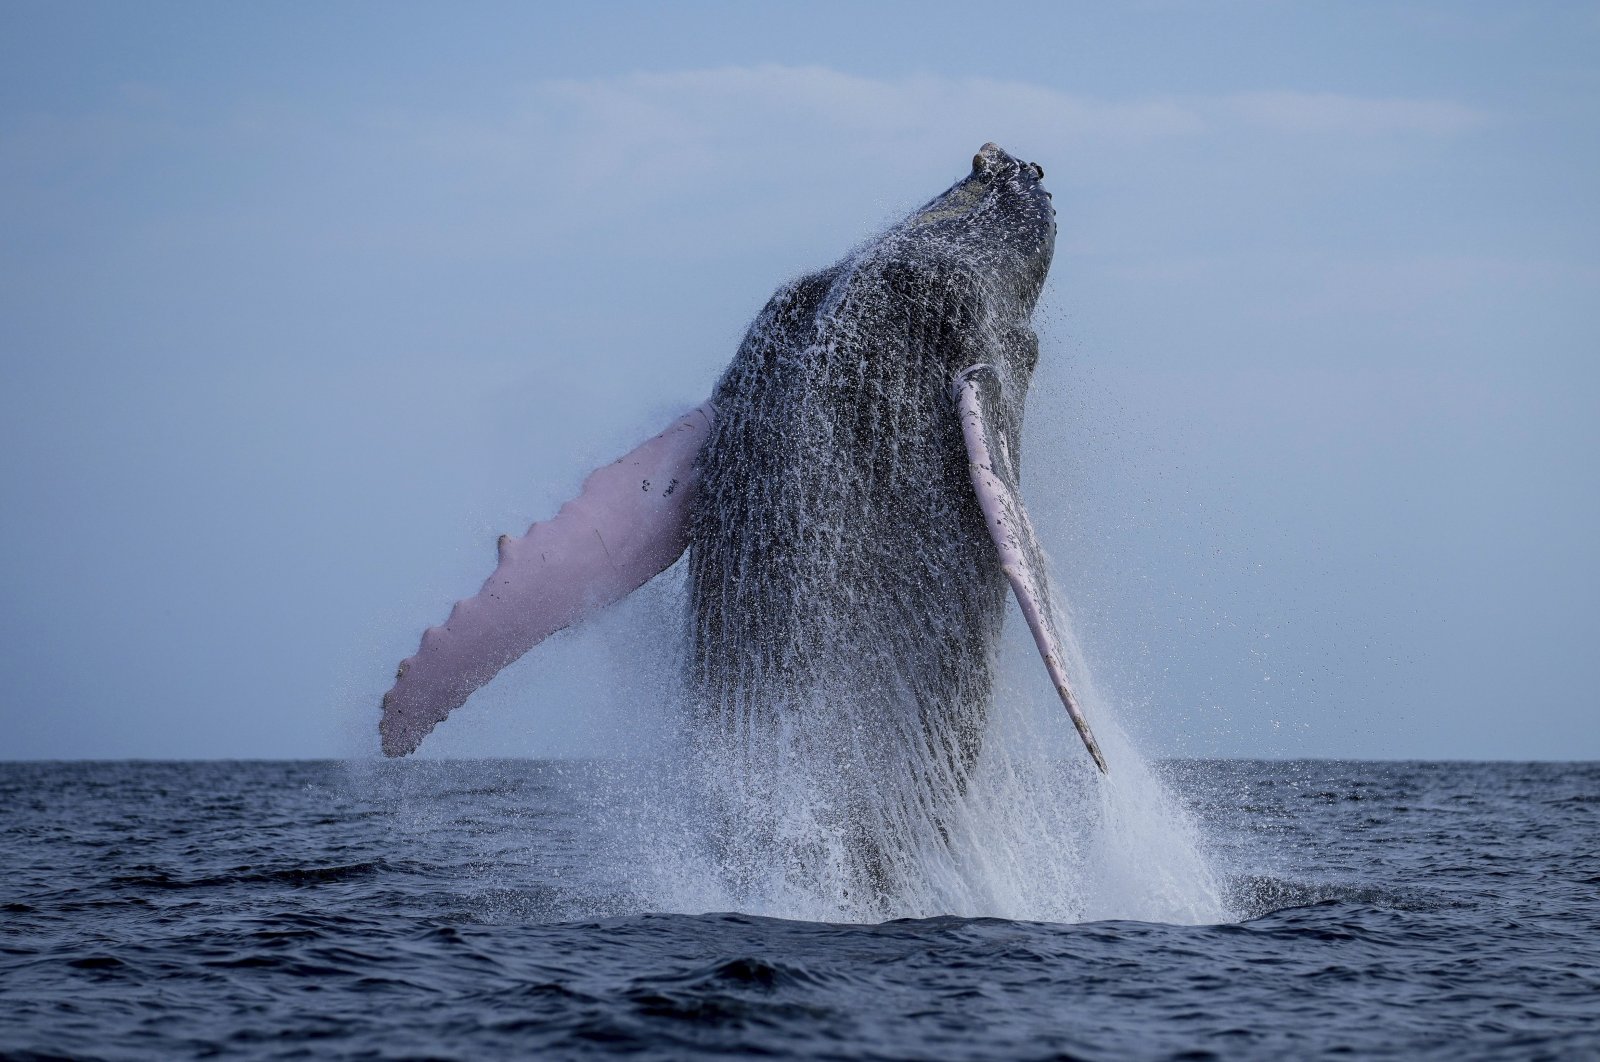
[379,144,1106,795]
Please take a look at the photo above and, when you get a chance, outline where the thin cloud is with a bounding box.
[400,65,1490,217]
[416,64,1212,185]
[1226,91,1490,135]
[544,65,1210,140]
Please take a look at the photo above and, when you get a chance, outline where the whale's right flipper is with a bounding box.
[380,403,716,758]
[952,364,1108,773]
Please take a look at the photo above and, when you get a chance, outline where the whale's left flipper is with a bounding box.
[953,364,1108,774]
[380,403,716,757]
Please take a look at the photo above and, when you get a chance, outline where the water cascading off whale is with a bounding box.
[379,144,1107,812]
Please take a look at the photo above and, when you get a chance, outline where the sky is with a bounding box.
[1,1,1596,761]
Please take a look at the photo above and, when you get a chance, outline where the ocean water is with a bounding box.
[2,758,1596,1059]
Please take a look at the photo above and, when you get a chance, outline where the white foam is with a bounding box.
[590,596,1234,926]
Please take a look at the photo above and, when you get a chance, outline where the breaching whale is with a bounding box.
[379,144,1106,788]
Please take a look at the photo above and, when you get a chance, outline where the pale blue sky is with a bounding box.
[1,2,1596,760]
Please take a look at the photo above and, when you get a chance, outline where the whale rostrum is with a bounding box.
[380,143,1106,776]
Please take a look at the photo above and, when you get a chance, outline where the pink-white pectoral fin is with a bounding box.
[953,365,1108,774]
[379,403,716,757]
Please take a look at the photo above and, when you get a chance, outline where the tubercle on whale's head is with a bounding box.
[895,142,1057,314]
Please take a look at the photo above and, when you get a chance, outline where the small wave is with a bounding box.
[1224,875,1464,920]
[107,860,392,891]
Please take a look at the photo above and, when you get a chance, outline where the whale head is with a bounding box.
[819,143,1056,392]
[890,142,1057,316]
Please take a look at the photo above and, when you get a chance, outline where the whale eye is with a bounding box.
[1027,162,1045,180]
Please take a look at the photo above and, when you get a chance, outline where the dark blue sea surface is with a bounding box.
[2,759,1596,1059]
